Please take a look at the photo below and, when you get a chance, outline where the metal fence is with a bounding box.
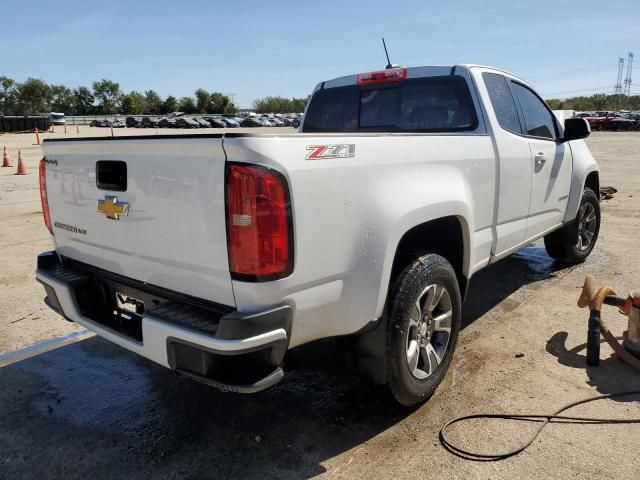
[65,115,155,125]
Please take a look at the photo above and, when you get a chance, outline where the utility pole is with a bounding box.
[623,52,634,96]
[614,57,625,94]
[226,93,238,108]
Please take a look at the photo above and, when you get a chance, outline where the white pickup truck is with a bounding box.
[36,65,599,405]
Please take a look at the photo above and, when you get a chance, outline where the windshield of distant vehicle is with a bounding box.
[302,75,477,133]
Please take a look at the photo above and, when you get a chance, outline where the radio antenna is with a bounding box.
[382,37,393,69]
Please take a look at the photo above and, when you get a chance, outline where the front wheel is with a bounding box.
[386,254,462,406]
[544,187,600,264]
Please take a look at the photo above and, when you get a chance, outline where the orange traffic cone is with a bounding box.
[15,150,28,175]
[2,145,12,167]
[34,127,41,145]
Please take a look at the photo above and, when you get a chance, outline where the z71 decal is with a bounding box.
[305,144,355,160]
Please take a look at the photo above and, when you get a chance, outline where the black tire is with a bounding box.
[544,187,600,264]
[386,254,462,406]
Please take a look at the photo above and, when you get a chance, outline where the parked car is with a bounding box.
[126,117,140,128]
[221,117,240,128]
[111,119,126,128]
[608,115,637,131]
[584,112,620,131]
[38,64,599,406]
[204,117,226,128]
[194,118,211,128]
[158,117,177,128]
[240,117,265,127]
[619,113,640,130]
[89,119,111,127]
[139,117,160,128]
[175,117,200,128]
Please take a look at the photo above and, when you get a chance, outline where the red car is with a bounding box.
[585,112,622,131]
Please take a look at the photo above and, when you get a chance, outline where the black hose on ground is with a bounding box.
[439,390,640,461]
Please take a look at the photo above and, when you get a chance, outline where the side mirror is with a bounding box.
[562,118,590,142]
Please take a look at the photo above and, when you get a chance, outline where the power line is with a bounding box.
[527,62,615,82]
[541,86,613,97]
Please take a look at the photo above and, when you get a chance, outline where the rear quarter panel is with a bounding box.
[223,133,495,347]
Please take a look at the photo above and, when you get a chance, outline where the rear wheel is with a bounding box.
[544,187,600,264]
[386,254,461,406]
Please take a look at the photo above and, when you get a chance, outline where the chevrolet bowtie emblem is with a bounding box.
[97,195,129,220]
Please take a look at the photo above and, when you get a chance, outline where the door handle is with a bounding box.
[534,152,547,166]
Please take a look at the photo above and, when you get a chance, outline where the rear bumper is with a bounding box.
[36,251,291,393]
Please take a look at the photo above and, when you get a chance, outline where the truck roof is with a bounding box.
[319,64,531,91]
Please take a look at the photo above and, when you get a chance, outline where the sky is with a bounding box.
[3,0,639,107]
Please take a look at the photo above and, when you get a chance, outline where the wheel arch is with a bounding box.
[564,140,599,223]
[387,216,470,303]
[352,214,470,386]
[584,170,600,201]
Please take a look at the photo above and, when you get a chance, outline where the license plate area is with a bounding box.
[73,277,164,343]
[116,292,145,317]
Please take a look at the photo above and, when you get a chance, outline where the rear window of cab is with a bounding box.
[302,75,478,133]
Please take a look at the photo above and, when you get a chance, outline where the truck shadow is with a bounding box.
[462,244,566,328]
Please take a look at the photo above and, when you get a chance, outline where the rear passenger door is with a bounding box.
[478,71,533,255]
[510,82,572,239]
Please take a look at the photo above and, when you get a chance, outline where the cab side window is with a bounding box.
[511,82,556,140]
[482,72,522,135]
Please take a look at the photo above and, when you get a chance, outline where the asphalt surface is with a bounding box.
[1,127,639,479]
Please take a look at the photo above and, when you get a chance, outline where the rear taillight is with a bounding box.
[357,67,407,85]
[39,158,53,234]
[225,163,293,281]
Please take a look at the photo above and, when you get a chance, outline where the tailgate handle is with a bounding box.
[96,161,127,192]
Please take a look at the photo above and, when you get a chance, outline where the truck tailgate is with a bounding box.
[42,136,235,307]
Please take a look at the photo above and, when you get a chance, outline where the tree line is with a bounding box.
[0,76,238,116]
[546,93,640,112]
[253,96,308,113]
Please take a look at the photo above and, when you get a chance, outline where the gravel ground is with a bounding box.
[0,127,639,479]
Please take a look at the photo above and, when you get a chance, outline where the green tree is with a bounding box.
[144,90,163,114]
[0,76,18,115]
[73,86,94,115]
[177,96,197,114]
[162,95,178,114]
[291,97,308,112]
[195,88,211,113]
[92,79,121,114]
[120,91,146,114]
[16,78,51,114]
[253,95,308,113]
[209,92,236,114]
[49,85,76,113]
